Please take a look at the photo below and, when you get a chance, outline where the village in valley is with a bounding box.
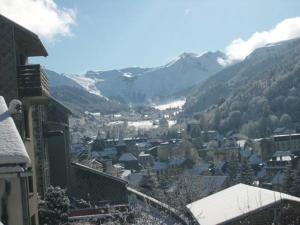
[2,1,300,225]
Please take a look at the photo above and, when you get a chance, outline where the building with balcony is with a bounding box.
[272,133,300,153]
[0,13,50,225]
[0,14,72,225]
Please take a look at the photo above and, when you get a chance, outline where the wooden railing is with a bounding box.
[17,64,49,98]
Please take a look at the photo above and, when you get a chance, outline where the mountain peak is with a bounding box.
[179,52,198,59]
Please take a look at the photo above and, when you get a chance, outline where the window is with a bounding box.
[28,176,34,193]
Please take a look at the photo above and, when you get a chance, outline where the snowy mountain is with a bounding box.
[46,69,128,115]
[66,51,225,103]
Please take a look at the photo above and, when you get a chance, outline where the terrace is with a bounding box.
[17,64,49,99]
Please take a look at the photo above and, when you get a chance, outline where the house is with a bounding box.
[272,133,300,152]
[0,96,31,225]
[253,138,273,161]
[157,141,179,161]
[70,163,128,205]
[119,153,139,170]
[186,183,300,225]
[138,151,154,168]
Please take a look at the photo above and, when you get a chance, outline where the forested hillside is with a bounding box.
[50,86,129,115]
[184,38,300,138]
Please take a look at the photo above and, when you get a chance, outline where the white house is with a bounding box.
[0,96,31,225]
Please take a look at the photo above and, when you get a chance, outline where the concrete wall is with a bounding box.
[23,103,39,225]
[0,176,26,225]
[32,104,50,197]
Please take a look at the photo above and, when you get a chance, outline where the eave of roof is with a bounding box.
[0,14,48,57]
[72,162,127,184]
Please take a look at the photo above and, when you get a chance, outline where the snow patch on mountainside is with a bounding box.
[122,72,133,78]
[153,99,186,110]
[66,74,105,98]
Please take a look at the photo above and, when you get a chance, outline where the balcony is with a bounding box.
[17,64,50,99]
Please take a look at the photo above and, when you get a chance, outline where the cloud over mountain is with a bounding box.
[0,0,76,40]
[219,17,300,66]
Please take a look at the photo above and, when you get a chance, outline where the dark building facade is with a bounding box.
[0,14,73,225]
[0,14,49,225]
[47,99,72,189]
[225,200,300,225]
[70,163,128,205]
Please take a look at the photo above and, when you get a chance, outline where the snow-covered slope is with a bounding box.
[65,74,104,97]
[65,51,225,103]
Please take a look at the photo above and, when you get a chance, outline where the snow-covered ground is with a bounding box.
[128,120,158,130]
[153,99,186,111]
[107,120,176,130]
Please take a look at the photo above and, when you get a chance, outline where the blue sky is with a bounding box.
[26,0,300,74]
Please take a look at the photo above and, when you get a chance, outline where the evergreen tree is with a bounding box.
[237,160,254,185]
[282,162,294,195]
[39,186,70,225]
[227,159,239,184]
[291,162,300,197]
[140,174,158,196]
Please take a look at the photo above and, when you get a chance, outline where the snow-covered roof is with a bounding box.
[138,151,150,157]
[120,169,131,179]
[119,153,137,161]
[72,162,127,184]
[186,183,300,225]
[0,96,30,166]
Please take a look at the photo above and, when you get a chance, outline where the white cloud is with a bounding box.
[220,17,300,66]
[0,0,76,40]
